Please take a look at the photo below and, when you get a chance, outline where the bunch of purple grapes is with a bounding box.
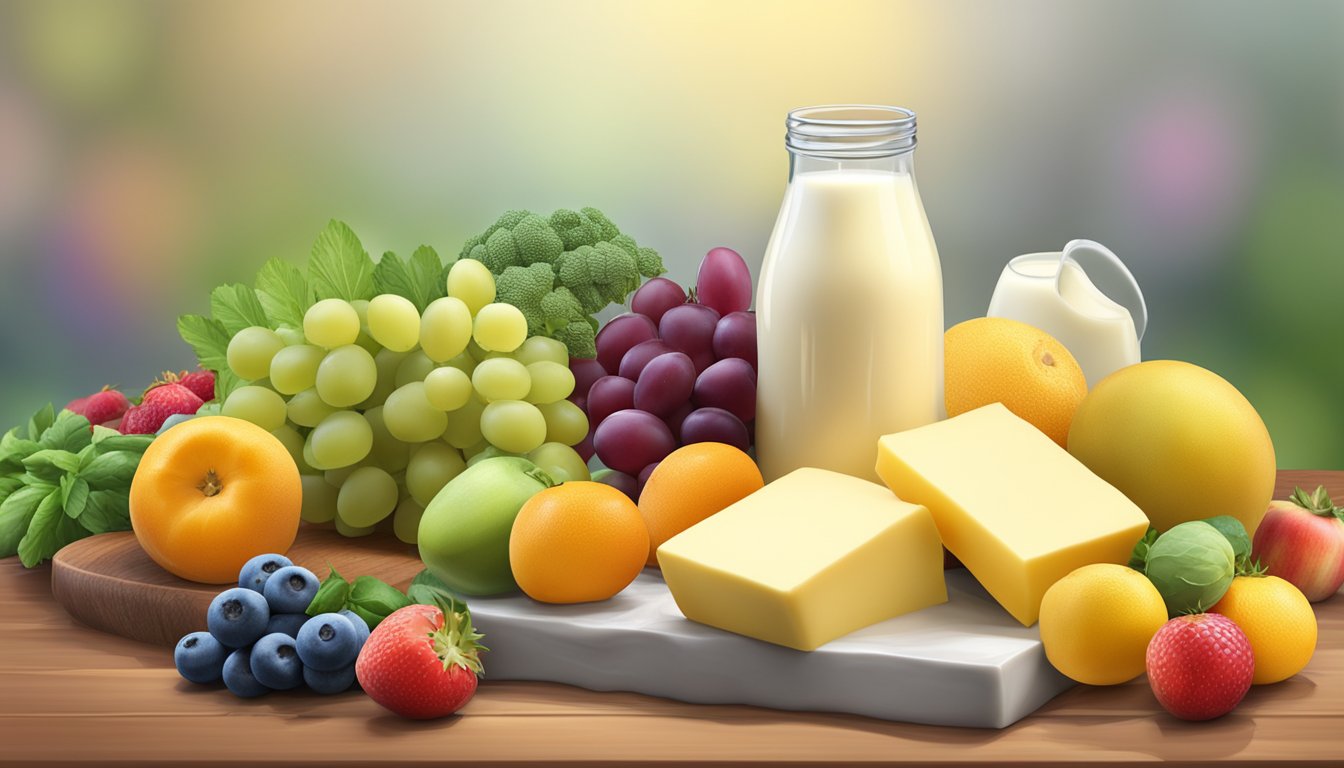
[568,247,757,501]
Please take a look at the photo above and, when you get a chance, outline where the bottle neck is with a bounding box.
[789,150,915,180]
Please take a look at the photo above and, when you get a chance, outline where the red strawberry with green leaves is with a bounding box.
[1146,612,1254,721]
[142,382,204,418]
[177,370,217,403]
[120,401,172,435]
[355,598,485,719]
[64,387,130,427]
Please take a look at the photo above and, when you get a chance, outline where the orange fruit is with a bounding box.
[129,416,301,584]
[638,442,764,566]
[944,317,1087,446]
[509,481,650,603]
[1211,574,1317,684]
[1038,563,1168,685]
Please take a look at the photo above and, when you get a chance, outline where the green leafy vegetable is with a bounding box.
[304,567,464,630]
[0,404,152,567]
[461,207,664,358]
[1202,515,1251,569]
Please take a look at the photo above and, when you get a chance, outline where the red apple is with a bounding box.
[1250,486,1344,602]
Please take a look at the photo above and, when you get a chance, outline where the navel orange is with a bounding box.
[638,442,764,566]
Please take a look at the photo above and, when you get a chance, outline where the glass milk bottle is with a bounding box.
[756,105,944,483]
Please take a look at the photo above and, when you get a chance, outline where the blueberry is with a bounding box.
[303,663,357,695]
[339,609,371,649]
[296,613,361,672]
[221,648,270,698]
[249,632,304,690]
[238,553,294,593]
[264,612,309,638]
[262,565,319,613]
[206,587,270,649]
[156,412,198,436]
[174,631,228,684]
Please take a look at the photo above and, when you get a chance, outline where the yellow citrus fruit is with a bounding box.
[1038,563,1168,685]
[944,317,1087,447]
[509,481,650,604]
[129,416,301,584]
[1211,575,1317,684]
[1067,360,1275,536]
[638,442,764,566]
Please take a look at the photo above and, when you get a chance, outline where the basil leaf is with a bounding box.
[0,475,23,501]
[408,569,470,619]
[27,404,55,441]
[79,490,130,534]
[61,476,90,518]
[91,433,154,456]
[39,411,92,452]
[372,246,447,312]
[17,489,64,567]
[1128,527,1158,570]
[254,258,312,330]
[350,575,413,616]
[210,283,271,337]
[347,603,383,631]
[0,484,52,557]
[177,314,232,373]
[306,567,351,617]
[23,449,81,478]
[80,451,140,491]
[308,220,375,301]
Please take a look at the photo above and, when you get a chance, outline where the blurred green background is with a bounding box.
[0,0,1340,467]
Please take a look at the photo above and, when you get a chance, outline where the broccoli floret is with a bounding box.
[459,206,663,359]
[462,211,563,272]
[494,263,556,336]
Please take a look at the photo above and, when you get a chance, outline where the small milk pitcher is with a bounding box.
[987,239,1147,387]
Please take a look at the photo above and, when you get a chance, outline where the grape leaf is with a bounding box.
[210,283,271,337]
[214,368,245,402]
[177,314,231,373]
[372,246,448,312]
[308,220,375,302]
[254,258,312,329]
[0,484,51,558]
[79,490,130,534]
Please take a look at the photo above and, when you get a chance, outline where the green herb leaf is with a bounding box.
[177,314,232,373]
[90,425,120,445]
[90,432,154,456]
[23,449,81,481]
[27,403,55,441]
[350,574,413,617]
[408,569,470,619]
[61,475,90,518]
[79,451,141,491]
[79,490,130,534]
[0,484,52,557]
[372,246,447,312]
[17,489,64,567]
[210,283,271,337]
[1203,515,1251,567]
[347,603,382,631]
[308,220,375,301]
[0,475,23,501]
[306,567,351,617]
[1128,527,1159,570]
[38,411,92,452]
[254,258,312,329]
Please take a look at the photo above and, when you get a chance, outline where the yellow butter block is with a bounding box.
[876,402,1150,626]
[656,467,947,652]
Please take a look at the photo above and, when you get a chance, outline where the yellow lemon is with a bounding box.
[1211,575,1317,685]
[1039,563,1168,685]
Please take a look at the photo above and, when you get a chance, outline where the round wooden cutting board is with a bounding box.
[50,527,424,647]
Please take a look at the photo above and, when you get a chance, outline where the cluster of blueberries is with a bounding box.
[173,553,370,697]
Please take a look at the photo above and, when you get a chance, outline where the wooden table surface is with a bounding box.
[1,470,1340,767]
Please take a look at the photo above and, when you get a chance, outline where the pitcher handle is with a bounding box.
[1058,239,1148,342]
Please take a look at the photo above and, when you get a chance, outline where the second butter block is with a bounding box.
[656,467,947,652]
[876,403,1150,627]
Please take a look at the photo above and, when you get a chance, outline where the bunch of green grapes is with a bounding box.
[218,260,591,543]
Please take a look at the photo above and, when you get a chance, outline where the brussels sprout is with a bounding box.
[1144,521,1236,617]
[1202,515,1251,567]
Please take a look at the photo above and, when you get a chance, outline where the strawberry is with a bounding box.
[142,383,204,418]
[355,598,485,719]
[1146,612,1254,721]
[65,387,130,427]
[120,401,172,434]
[178,370,217,403]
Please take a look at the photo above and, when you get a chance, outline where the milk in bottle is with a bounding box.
[756,106,944,482]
